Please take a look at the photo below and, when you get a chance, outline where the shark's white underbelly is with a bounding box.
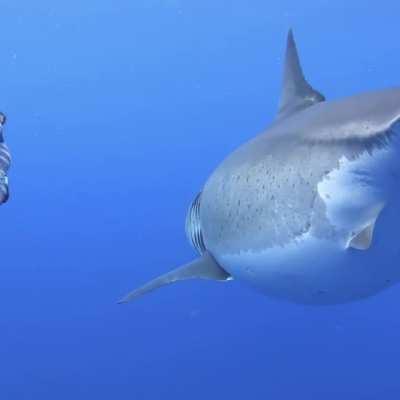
[214,145,400,305]
[217,214,399,305]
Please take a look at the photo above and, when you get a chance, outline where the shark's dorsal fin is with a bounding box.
[277,30,325,120]
[118,251,231,303]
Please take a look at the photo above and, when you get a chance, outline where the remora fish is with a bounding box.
[120,30,400,305]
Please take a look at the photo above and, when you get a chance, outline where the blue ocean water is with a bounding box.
[1,0,400,398]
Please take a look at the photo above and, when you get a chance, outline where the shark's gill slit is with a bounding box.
[185,192,206,254]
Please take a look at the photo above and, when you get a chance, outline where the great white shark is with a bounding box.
[119,30,400,305]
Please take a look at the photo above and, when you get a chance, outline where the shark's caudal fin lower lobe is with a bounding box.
[118,252,231,303]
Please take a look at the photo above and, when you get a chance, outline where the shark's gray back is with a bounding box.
[200,89,400,255]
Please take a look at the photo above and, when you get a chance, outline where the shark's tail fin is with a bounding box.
[118,251,231,304]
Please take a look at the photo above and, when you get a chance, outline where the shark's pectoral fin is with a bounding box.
[277,30,325,121]
[118,251,231,304]
[347,204,384,250]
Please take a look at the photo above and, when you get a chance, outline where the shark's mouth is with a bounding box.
[185,192,206,254]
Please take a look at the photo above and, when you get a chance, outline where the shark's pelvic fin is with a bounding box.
[349,222,376,250]
[118,251,231,303]
[277,29,325,120]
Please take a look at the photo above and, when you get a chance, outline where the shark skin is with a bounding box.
[120,30,400,305]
